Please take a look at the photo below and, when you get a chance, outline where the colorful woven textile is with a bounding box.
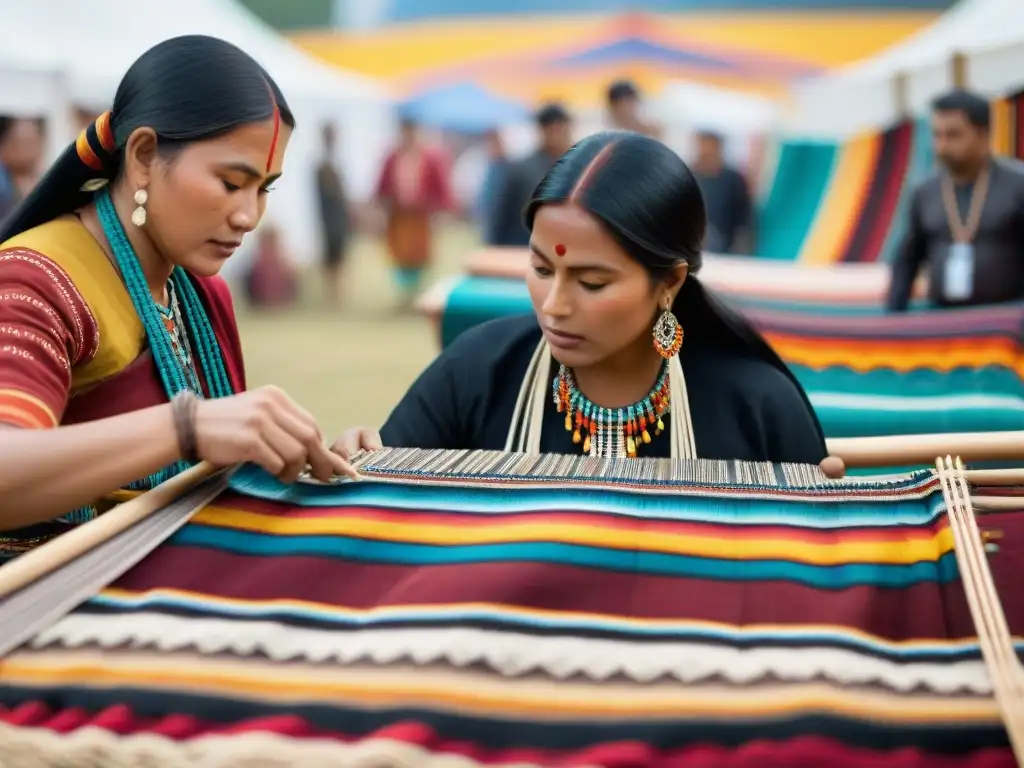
[748,301,1024,437]
[757,90,1020,263]
[755,118,934,263]
[992,90,1024,161]
[797,129,889,265]
[0,449,1019,765]
[875,117,935,265]
[755,138,838,261]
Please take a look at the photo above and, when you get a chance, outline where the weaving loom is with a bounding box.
[0,446,1022,766]
[419,275,1024,440]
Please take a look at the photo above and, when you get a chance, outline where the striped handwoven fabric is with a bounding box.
[874,116,935,265]
[750,89,1020,263]
[1016,90,1024,160]
[747,301,1024,438]
[754,138,838,261]
[0,449,1020,767]
[797,121,923,265]
[755,120,924,264]
[797,129,885,265]
[991,91,1024,161]
[835,121,914,264]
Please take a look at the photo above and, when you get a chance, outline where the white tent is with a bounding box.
[656,81,780,135]
[3,0,396,263]
[0,46,61,116]
[787,0,1024,139]
[0,17,74,161]
[57,0,387,111]
[654,81,780,169]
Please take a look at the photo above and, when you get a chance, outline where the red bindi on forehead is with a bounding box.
[555,244,567,257]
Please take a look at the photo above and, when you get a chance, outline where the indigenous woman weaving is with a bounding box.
[364,132,827,463]
[0,36,365,559]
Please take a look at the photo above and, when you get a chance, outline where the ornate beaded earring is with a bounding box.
[652,294,683,359]
[131,188,149,227]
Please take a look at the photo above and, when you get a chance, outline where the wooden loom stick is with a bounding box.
[969,496,1024,511]
[0,463,230,659]
[0,461,216,600]
[962,468,1024,486]
[827,430,1024,469]
[937,457,1024,762]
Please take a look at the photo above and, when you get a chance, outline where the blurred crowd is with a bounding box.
[8,71,1020,320]
[287,77,756,313]
[0,76,758,317]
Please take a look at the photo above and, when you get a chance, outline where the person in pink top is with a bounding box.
[375,117,453,306]
[244,224,298,310]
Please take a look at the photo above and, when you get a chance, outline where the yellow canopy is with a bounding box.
[293,11,938,108]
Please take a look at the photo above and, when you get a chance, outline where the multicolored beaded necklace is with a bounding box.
[61,190,236,524]
[552,363,670,458]
[156,280,202,394]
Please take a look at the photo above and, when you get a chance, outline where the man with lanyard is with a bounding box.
[887,89,1024,312]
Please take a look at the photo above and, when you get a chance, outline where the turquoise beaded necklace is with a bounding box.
[63,189,236,523]
[96,188,234,401]
[552,362,671,458]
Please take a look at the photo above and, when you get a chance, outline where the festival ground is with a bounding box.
[237,221,476,434]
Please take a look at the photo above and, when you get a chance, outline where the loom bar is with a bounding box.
[828,431,1024,468]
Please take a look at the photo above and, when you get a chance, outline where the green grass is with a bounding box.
[237,221,480,437]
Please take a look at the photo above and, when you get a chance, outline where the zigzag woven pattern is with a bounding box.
[0,449,1021,766]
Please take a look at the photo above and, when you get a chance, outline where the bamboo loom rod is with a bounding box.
[963,468,1024,486]
[0,460,217,599]
[826,431,1024,468]
[970,496,1024,511]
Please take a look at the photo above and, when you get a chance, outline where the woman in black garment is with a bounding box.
[337,131,828,466]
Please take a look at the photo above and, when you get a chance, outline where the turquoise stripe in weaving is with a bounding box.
[229,467,943,529]
[815,405,1024,438]
[756,140,839,260]
[796,364,1024,436]
[794,366,1024,398]
[726,295,931,315]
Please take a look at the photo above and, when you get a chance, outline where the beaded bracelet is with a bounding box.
[171,391,199,462]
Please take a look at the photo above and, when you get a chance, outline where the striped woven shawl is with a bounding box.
[0,448,1021,767]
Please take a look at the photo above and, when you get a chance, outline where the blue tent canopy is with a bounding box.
[549,37,744,72]
[399,82,531,133]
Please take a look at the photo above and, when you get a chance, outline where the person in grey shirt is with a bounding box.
[887,89,1024,311]
[691,130,753,254]
[489,104,573,247]
[316,122,351,305]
